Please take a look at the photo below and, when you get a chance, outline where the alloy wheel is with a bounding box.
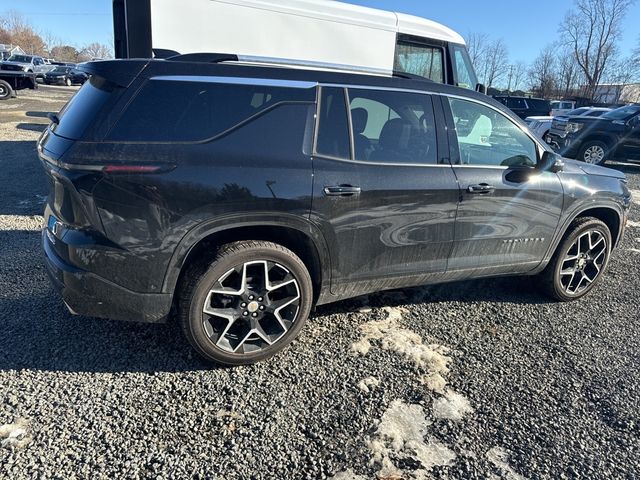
[202,260,301,354]
[559,229,608,295]
[583,145,605,164]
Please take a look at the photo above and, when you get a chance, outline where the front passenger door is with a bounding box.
[443,97,564,276]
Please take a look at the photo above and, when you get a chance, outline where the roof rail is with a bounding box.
[165,52,393,77]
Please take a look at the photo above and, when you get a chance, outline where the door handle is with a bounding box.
[324,185,361,197]
[467,183,495,194]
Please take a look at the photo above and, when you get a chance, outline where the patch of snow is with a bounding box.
[486,446,528,480]
[628,189,640,200]
[357,376,380,393]
[0,418,31,449]
[368,400,455,478]
[0,215,44,232]
[419,372,447,394]
[628,248,640,254]
[627,220,640,228]
[329,469,367,480]
[432,389,474,422]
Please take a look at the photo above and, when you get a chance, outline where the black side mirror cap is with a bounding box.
[538,151,564,173]
[476,83,487,95]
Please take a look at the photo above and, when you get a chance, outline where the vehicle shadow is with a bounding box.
[0,140,47,216]
[316,275,553,318]
[25,111,50,118]
[16,123,47,132]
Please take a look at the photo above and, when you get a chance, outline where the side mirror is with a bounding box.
[476,83,487,95]
[538,151,564,173]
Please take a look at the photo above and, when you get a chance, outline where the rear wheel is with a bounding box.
[65,77,72,86]
[578,140,609,166]
[179,241,313,365]
[0,79,14,100]
[539,217,612,301]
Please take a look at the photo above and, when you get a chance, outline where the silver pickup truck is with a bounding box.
[0,54,55,79]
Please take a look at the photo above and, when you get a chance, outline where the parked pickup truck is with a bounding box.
[552,104,640,165]
[0,70,37,100]
[1,54,55,79]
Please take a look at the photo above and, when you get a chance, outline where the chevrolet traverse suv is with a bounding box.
[39,55,631,365]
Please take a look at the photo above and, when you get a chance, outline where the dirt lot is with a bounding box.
[1,86,639,479]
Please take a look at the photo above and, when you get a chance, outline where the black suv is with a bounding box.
[39,55,631,365]
[549,104,640,165]
[492,95,551,119]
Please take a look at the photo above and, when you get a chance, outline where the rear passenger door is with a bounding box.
[311,86,459,297]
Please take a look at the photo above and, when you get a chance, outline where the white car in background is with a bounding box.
[525,116,553,140]
[550,100,576,117]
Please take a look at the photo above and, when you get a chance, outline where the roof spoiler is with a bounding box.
[77,60,149,87]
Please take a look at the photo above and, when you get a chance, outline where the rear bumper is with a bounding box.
[42,229,172,323]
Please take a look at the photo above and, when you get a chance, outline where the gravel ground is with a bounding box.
[1,86,639,479]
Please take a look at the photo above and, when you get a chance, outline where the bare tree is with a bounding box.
[555,46,582,98]
[560,0,636,100]
[480,39,509,88]
[529,46,557,98]
[506,61,528,92]
[41,30,61,57]
[0,10,46,55]
[79,42,113,61]
[466,32,489,72]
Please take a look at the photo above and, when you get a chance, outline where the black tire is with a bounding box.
[577,140,609,166]
[179,240,313,365]
[539,217,612,302]
[0,79,13,100]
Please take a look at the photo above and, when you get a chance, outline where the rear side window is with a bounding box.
[315,87,351,159]
[108,79,314,142]
[54,76,118,140]
[506,98,527,109]
[394,42,444,83]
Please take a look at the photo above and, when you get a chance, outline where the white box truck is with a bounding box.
[113,0,483,91]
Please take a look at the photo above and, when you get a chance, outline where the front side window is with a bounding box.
[451,44,478,90]
[394,42,444,83]
[448,98,537,167]
[348,88,437,164]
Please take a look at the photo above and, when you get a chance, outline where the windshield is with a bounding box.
[601,105,640,121]
[451,44,478,90]
[7,55,33,63]
[51,67,70,74]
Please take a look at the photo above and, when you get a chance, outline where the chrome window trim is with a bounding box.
[150,75,317,89]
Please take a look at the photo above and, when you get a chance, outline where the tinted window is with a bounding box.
[7,55,32,63]
[567,108,589,116]
[601,105,640,121]
[315,87,351,159]
[54,76,118,140]
[587,110,607,117]
[506,98,527,109]
[349,88,437,164]
[448,98,537,167]
[109,79,313,142]
[394,42,444,83]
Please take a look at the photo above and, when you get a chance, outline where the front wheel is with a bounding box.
[65,77,72,86]
[578,140,609,166]
[179,241,313,365]
[539,217,612,301]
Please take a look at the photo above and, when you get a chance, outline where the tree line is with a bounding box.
[468,0,640,101]
[0,10,112,63]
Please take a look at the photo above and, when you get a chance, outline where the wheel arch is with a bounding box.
[579,134,617,152]
[163,215,331,306]
[538,203,624,273]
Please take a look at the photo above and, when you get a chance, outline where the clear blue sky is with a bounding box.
[2,0,639,62]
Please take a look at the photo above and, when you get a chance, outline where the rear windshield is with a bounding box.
[54,76,117,140]
[108,79,315,142]
[528,99,550,110]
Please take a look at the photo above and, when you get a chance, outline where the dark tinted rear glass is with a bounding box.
[108,79,314,142]
[54,76,117,140]
[527,99,551,110]
[315,87,351,159]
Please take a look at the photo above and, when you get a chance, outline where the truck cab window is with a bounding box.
[394,42,444,83]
